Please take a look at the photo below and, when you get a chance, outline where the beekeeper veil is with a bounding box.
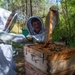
[0,8,17,32]
[26,16,45,35]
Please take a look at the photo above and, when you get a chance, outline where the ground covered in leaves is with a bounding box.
[14,48,25,75]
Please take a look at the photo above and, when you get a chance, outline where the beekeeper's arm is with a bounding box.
[0,31,25,44]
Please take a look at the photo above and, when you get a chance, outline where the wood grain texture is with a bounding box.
[24,43,75,75]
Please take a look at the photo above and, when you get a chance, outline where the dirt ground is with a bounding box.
[14,48,25,75]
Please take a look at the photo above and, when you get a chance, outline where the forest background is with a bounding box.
[0,0,75,46]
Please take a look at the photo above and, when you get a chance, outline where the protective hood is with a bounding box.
[26,16,45,35]
[0,8,17,32]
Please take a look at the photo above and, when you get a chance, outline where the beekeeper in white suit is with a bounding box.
[26,16,45,43]
[0,8,25,75]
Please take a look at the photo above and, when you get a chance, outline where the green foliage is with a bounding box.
[0,0,75,46]
[52,0,75,46]
[12,43,23,49]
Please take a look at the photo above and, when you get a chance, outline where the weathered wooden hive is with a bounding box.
[24,43,75,75]
[24,6,75,75]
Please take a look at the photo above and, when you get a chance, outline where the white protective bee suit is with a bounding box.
[26,16,45,42]
[0,8,25,75]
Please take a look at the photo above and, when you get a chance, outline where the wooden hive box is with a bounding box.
[24,43,75,75]
[24,44,48,75]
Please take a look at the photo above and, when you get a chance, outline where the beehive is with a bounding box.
[24,43,75,75]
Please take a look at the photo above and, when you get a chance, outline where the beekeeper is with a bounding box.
[26,16,45,43]
[0,8,25,75]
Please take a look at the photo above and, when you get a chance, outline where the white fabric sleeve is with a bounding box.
[0,45,16,75]
[0,31,25,43]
